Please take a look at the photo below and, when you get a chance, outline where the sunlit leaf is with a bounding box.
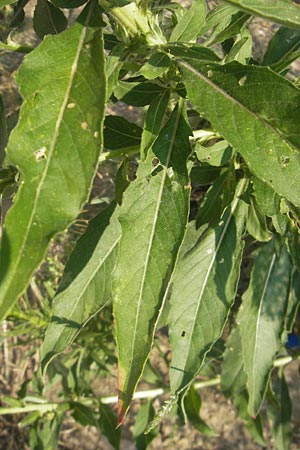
[41,203,120,373]
[113,102,192,422]
[238,240,293,416]
[168,179,248,395]
[0,2,106,321]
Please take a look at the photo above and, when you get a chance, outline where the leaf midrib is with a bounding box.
[128,103,183,375]
[176,178,246,395]
[178,59,299,153]
[2,7,93,301]
[251,251,276,402]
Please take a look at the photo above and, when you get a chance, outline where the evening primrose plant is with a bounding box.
[1,0,300,448]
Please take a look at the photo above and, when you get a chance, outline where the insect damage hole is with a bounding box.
[34,147,47,161]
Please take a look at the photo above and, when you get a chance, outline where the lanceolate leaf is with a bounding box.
[113,102,192,423]
[0,2,106,321]
[173,55,300,207]
[169,0,206,43]
[140,90,170,160]
[221,326,247,397]
[262,27,300,67]
[238,240,293,416]
[168,179,248,395]
[223,0,300,29]
[41,203,121,373]
[267,369,292,450]
[0,96,7,165]
[33,0,67,39]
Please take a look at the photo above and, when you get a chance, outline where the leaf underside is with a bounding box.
[0,3,106,321]
[168,180,248,396]
[238,240,292,416]
[172,52,300,207]
[113,103,192,423]
[41,203,121,373]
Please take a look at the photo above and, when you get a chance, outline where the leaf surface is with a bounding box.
[267,369,292,450]
[168,180,248,395]
[41,203,121,372]
[223,0,300,29]
[0,3,106,321]
[33,0,67,39]
[170,0,206,43]
[113,103,191,422]
[238,240,292,416]
[140,90,170,160]
[173,54,300,207]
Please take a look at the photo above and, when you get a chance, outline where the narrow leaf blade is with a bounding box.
[168,180,248,395]
[174,55,300,207]
[113,103,192,422]
[238,240,293,416]
[170,0,206,43]
[0,3,106,321]
[41,203,121,373]
[223,0,300,29]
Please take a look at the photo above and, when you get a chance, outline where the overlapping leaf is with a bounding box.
[171,51,300,207]
[0,2,106,321]
[168,179,248,395]
[169,0,206,43]
[41,203,121,373]
[238,240,293,416]
[113,103,191,422]
[223,0,300,29]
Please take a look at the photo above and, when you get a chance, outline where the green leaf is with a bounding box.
[196,169,236,228]
[114,81,165,106]
[51,0,87,7]
[198,4,240,41]
[106,43,126,101]
[0,0,16,6]
[71,402,97,426]
[252,177,288,235]
[41,203,120,373]
[174,55,300,207]
[237,240,293,416]
[168,180,248,395]
[246,197,272,242]
[284,268,300,334]
[103,115,142,152]
[207,11,250,46]
[221,326,247,397]
[195,140,233,167]
[34,0,67,39]
[133,400,158,450]
[223,0,300,29]
[113,102,192,422]
[140,90,170,160]
[190,164,221,186]
[140,51,171,80]
[0,96,7,165]
[181,386,217,436]
[263,27,300,67]
[98,403,121,450]
[169,0,206,43]
[233,393,266,446]
[225,27,252,64]
[0,3,106,322]
[267,369,292,450]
